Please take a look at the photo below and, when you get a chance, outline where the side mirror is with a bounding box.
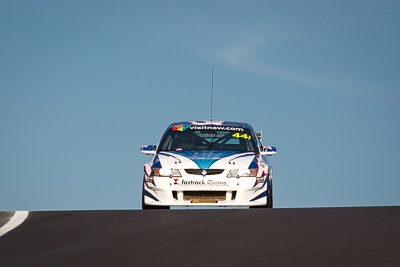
[140,145,157,155]
[260,146,277,156]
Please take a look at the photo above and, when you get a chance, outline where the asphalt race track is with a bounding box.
[0,207,399,266]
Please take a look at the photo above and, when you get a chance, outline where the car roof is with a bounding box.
[167,121,251,128]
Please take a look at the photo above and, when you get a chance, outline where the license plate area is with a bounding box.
[183,191,226,201]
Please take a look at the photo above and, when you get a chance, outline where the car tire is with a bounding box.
[142,186,170,210]
[267,181,273,208]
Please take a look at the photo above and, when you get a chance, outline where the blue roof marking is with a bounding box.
[171,150,242,169]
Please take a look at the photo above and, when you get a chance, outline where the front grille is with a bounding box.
[183,191,226,201]
[185,169,224,175]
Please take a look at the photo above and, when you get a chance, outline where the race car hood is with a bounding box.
[157,150,257,169]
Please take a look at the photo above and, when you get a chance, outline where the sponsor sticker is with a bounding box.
[172,125,190,131]
[175,179,227,186]
[191,200,218,203]
[232,132,251,140]
[188,126,244,132]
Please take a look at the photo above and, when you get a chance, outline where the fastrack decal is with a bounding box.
[178,180,227,186]
[181,180,205,185]
[206,180,227,186]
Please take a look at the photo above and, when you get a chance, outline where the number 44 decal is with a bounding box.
[232,133,251,140]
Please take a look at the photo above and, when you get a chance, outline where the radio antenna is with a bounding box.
[210,67,214,121]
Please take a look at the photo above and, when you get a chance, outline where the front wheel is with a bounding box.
[267,181,273,208]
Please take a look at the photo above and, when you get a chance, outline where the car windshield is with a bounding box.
[158,126,258,152]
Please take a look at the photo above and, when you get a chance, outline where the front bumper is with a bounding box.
[143,175,269,207]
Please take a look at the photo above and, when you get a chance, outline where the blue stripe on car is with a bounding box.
[254,179,267,192]
[152,155,161,168]
[229,153,255,161]
[250,191,267,202]
[144,189,159,202]
[144,179,157,192]
[172,150,242,169]
[159,152,181,162]
[249,155,259,169]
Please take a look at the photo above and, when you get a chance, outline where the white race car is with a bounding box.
[140,121,277,209]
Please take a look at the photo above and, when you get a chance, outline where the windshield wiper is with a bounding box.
[206,131,220,150]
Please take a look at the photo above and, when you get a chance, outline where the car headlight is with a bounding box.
[227,168,257,178]
[153,168,181,177]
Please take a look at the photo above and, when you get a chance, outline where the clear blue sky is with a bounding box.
[1,0,399,211]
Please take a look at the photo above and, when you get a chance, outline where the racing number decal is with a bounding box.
[232,133,251,140]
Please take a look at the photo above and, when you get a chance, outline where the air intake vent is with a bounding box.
[183,191,226,201]
[185,169,224,175]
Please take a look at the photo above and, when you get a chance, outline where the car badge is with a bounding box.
[201,169,207,176]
